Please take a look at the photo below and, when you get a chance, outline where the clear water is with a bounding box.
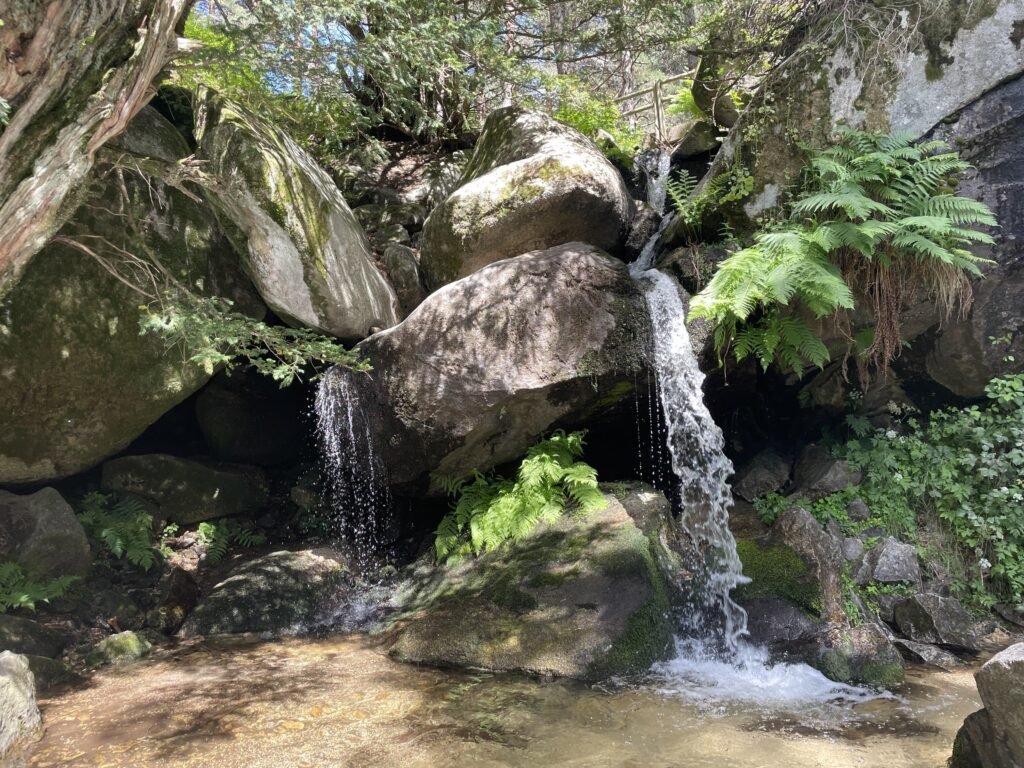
[25,635,982,768]
[314,369,393,572]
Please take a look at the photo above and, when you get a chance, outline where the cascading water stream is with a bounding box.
[314,370,393,573]
[630,152,879,704]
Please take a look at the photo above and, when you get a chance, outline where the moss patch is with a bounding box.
[734,539,823,617]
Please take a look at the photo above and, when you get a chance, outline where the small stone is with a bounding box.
[841,537,865,563]
[892,594,979,652]
[847,499,871,522]
[856,537,921,586]
[894,638,964,671]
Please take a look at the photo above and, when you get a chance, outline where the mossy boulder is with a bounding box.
[195,89,399,340]
[100,454,269,525]
[179,549,350,637]
[814,624,906,689]
[420,107,635,290]
[0,107,262,484]
[383,485,683,681]
[85,631,152,667]
[323,243,650,492]
[0,488,91,580]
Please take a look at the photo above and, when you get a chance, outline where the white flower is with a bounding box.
[894,472,904,482]
[885,429,897,439]
[978,558,992,571]
[1012,493,1023,503]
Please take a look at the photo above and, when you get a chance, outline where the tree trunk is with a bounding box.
[0,0,190,299]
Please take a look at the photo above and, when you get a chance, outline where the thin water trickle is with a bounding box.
[314,369,393,573]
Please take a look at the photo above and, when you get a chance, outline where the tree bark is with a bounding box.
[0,0,190,299]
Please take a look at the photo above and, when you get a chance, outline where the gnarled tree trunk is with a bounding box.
[0,0,190,298]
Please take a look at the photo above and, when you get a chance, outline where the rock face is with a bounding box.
[0,652,42,762]
[0,488,91,580]
[0,107,261,484]
[922,73,1024,396]
[892,594,980,652]
[195,90,399,340]
[420,107,635,289]
[951,643,1024,768]
[696,0,1024,231]
[101,454,269,525]
[384,485,680,681]
[330,243,650,491]
[179,549,349,637]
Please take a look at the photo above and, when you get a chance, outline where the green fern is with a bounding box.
[197,518,267,564]
[0,562,78,613]
[78,492,159,571]
[690,129,997,376]
[433,430,608,563]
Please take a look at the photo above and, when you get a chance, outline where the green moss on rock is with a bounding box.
[734,539,824,617]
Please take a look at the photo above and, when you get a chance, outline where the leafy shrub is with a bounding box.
[140,294,369,387]
[0,562,78,613]
[690,130,997,377]
[829,374,1024,608]
[667,84,707,120]
[434,430,608,563]
[78,493,160,571]
[197,518,267,565]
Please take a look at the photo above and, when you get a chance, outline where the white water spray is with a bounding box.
[314,370,393,572]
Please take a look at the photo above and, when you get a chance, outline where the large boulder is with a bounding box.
[0,107,262,484]
[327,243,650,492]
[194,90,399,340]
[420,107,635,289]
[101,454,269,525]
[732,449,791,502]
[179,549,350,637]
[0,488,91,580]
[855,536,921,587]
[951,643,1024,768]
[790,444,862,502]
[384,485,682,681]
[0,652,41,763]
[892,593,980,652]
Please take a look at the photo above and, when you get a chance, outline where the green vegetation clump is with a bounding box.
[689,130,997,377]
[0,562,78,614]
[834,374,1024,608]
[734,539,823,616]
[197,518,267,565]
[78,492,160,571]
[140,294,368,387]
[434,430,608,562]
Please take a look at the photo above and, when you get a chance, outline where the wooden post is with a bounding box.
[653,79,664,145]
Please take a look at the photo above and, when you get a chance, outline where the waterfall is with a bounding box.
[314,369,393,572]
[629,150,749,654]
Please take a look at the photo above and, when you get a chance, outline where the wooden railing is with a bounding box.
[614,71,693,145]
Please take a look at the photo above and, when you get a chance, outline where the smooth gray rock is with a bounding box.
[195,90,399,340]
[792,444,863,501]
[420,107,634,289]
[101,454,269,525]
[841,537,865,563]
[733,449,791,503]
[0,616,64,659]
[856,537,921,587]
[0,488,91,580]
[330,243,650,491]
[381,243,427,318]
[0,651,41,762]
[894,638,964,671]
[892,593,980,652]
